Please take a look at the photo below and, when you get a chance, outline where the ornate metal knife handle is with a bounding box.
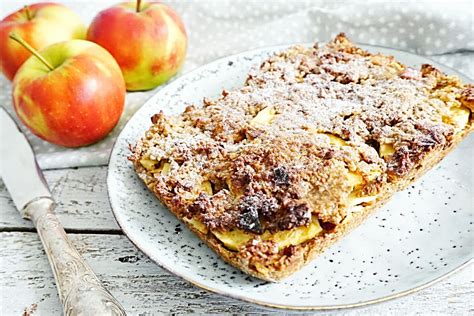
[24,198,126,316]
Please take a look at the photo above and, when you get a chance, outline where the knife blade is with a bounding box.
[0,106,126,315]
[0,107,51,213]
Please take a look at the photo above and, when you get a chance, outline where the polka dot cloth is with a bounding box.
[0,0,472,169]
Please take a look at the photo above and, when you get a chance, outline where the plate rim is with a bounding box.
[107,42,473,311]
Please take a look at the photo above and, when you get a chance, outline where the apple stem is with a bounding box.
[136,0,142,12]
[24,5,32,20]
[9,33,54,71]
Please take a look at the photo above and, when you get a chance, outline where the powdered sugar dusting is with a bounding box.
[131,34,468,233]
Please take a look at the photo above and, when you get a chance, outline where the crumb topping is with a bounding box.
[130,33,472,238]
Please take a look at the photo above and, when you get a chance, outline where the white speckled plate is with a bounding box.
[107,44,473,310]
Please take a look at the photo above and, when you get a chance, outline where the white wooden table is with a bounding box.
[0,165,472,314]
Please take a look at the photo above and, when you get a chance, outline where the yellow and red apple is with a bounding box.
[12,37,125,147]
[87,1,187,91]
[0,3,86,81]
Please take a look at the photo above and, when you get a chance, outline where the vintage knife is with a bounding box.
[0,107,126,316]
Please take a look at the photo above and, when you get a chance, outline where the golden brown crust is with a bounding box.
[195,127,470,281]
[459,84,474,111]
[156,125,469,282]
[129,33,473,281]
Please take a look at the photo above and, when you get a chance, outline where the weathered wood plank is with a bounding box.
[1,232,472,315]
[0,166,120,231]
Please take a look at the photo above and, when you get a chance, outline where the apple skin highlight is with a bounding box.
[12,40,126,147]
[87,1,187,91]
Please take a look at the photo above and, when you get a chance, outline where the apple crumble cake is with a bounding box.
[129,33,473,281]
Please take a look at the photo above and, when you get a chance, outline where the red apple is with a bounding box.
[87,0,187,91]
[11,35,125,147]
[0,3,86,81]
